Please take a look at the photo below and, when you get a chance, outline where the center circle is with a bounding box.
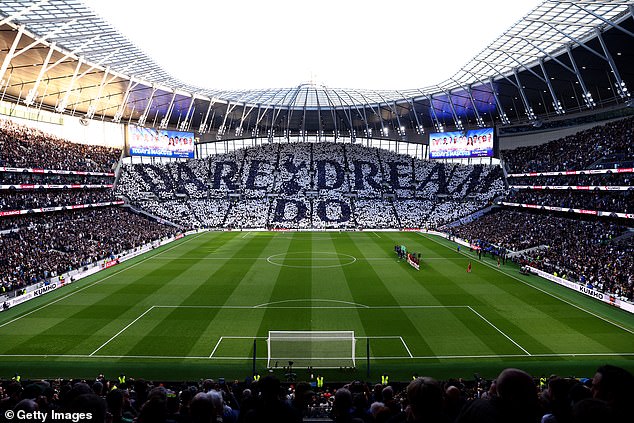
[266,251,357,268]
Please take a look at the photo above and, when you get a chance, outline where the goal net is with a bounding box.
[267,331,356,368]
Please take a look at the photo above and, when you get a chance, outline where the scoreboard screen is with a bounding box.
[429,127,495,159]
[127,125,195,158]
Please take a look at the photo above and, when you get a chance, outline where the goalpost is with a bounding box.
[267,331,356,368]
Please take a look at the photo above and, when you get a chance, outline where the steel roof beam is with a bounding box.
[85,66,109,119]
[12,18,77,59]
[55,56,82,113]
[561,2,634,37]
[594,28,629,98]
[0,0,49,28]
[541,21,607,61]
[424,94,444,132]
[0,25,24,88]
[516,37,576,74]
[538,58,564,114]
[23,42,54,106]
[158,91,177,129]
[178,95,196,131]
[523,17,601,28]
[137,85,158,126]
[566,45,595,107]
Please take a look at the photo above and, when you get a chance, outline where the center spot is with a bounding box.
[266,251,357,268]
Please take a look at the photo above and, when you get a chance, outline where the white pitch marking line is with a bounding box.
[90,306,155,356]
[0,232,205,330]
[0,352,633,360]
[209,337,223,358]
[241,231,251,238]
[152,304,464,310]
[400,336,414,358]
[467,306,531,356]
[373,232,381,238]
[221,336,267,339]
[253,298,370,308]
[419,233,634,336]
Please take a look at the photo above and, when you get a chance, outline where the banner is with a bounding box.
[496,201,634,220]
[0,200,125,218]
[527,266,634,314]
[101,259,120,269]
[0,184,113,190]
[509,185,631,191]
[0,166,114,176]
[508,167,634,178]
[407,254,420,271]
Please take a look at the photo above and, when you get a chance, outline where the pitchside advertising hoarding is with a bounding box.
[429,127,495,159]
[127,125,195,158]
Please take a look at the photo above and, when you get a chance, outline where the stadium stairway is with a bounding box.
[123,204,185,230]
[612,227,634,245]
[506,244,550,258]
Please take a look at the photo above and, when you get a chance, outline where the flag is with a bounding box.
[467,262,472,273]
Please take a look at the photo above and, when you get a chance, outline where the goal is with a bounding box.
[267,331,356,368]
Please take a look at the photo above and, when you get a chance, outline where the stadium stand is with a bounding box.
[0,119,121,172]
[448,209,634,302]
[503,116,634,173]
[0,208,177,295]
[117,142,506,230]
[0,120,177,297]
[0,365,632,423]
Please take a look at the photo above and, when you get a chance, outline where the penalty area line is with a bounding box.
[467,306,531,356]
[209,337,223,358]
[90,306,155,356]
[399,336,414,358]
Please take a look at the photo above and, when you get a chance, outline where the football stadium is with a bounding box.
[0,0,633,421]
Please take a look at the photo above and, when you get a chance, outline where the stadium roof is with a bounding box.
[0,0,632,141]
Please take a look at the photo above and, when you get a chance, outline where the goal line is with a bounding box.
[267,330,356,368]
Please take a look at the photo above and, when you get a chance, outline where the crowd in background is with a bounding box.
[0,119,121,172]
[503,116,634,173]
[0,208,177,294]
[0,365,632,422]
[449,210,634,301]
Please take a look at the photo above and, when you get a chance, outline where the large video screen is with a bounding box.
[429,128,495,159]
[127,125,195,158]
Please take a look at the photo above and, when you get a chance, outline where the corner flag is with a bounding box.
[467,262,472,273]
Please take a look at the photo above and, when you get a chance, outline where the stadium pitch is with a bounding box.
[0,231,633,382]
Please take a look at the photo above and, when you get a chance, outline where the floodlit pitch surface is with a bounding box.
[1,231,633,381]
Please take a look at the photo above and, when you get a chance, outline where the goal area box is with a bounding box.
[267,331,356,368]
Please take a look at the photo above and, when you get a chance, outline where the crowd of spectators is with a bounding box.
[0,189,117,211]
[448,209,633,301]
[506,190,633,214]
[0,208,177,295]
[503,116,634,173]
[117,143,505,230]
[0,118,121,172]
[1,364,632,422]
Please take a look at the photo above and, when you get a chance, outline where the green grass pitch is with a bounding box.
[1,231,633,382]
